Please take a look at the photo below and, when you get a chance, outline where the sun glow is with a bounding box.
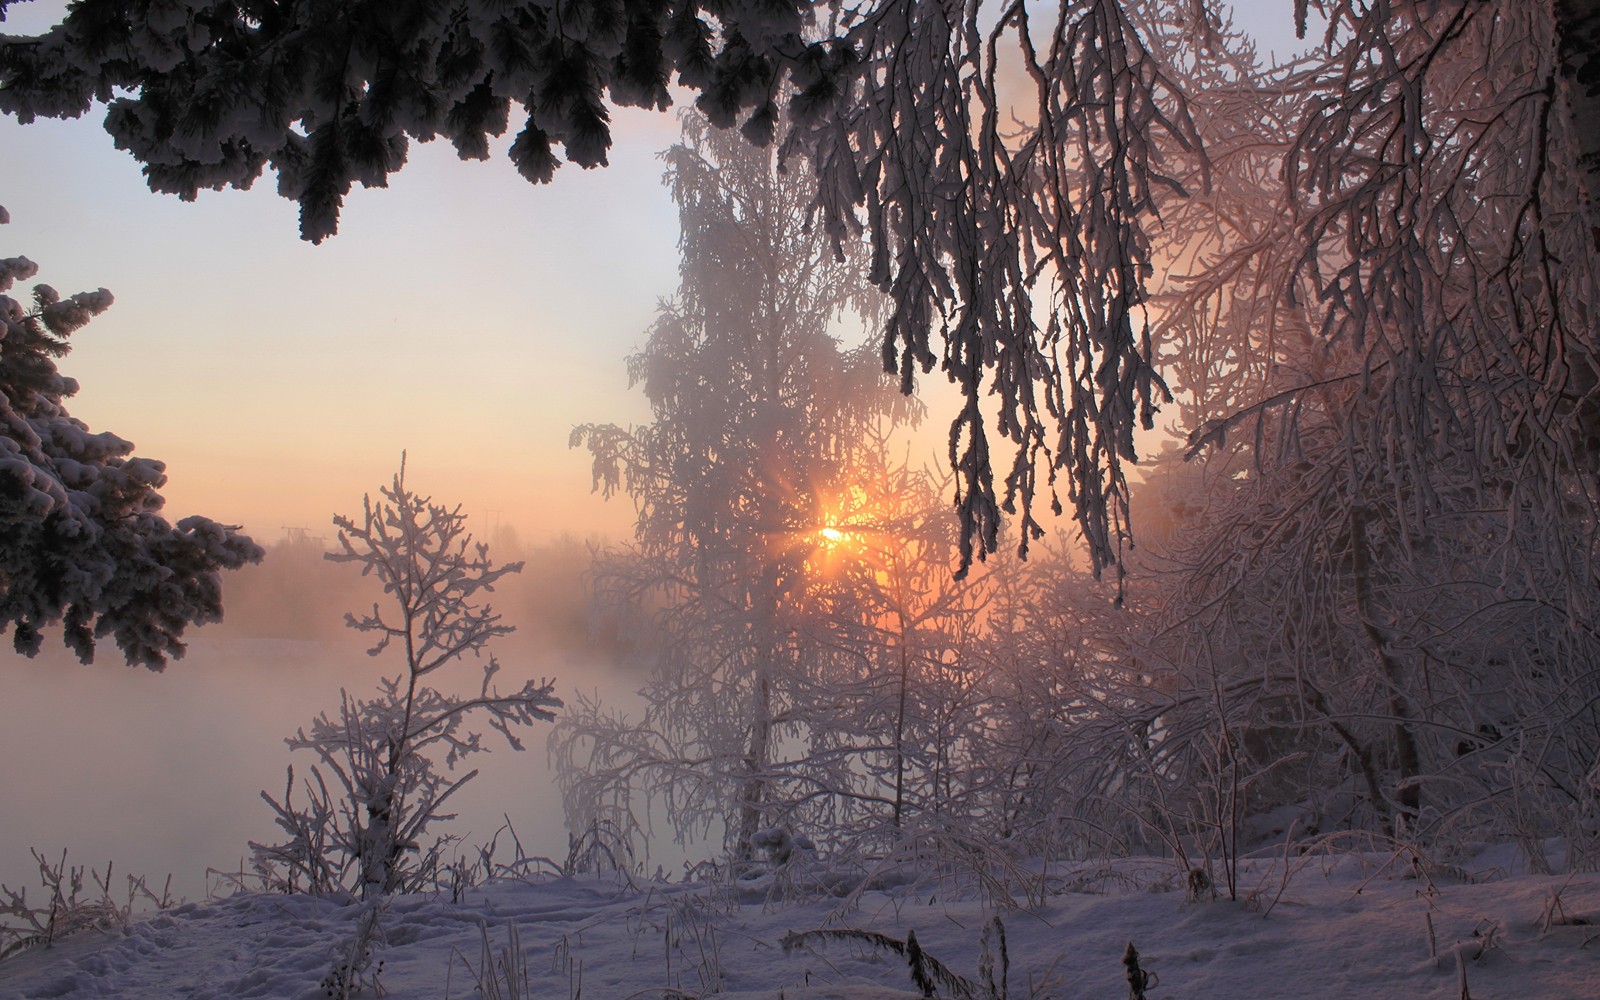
[813,482,880,549]
[803,522,863,587]
[803,486,880,576]
[812,506,870,555]
[807,517,868,573]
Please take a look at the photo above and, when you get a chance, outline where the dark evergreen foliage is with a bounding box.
[0,210,261,668]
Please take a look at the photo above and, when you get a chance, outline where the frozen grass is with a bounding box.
[0,850,172,963]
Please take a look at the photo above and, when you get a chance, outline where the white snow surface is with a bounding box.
[1,850,1596,999]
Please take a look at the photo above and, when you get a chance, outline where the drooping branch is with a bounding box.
[2,1,1200,579]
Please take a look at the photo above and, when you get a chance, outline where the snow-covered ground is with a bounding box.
[2,847,1595,999]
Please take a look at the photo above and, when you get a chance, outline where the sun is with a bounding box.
[809,485,877,558]
[808,522,864,566]
[817,526,848,546]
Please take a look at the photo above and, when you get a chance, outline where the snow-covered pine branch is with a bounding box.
[0,0,1205,577]
[0,207,261,667]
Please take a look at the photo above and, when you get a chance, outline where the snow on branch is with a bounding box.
[0,209,261,667]
[0,1,1202,580]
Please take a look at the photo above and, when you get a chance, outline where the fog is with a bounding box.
[0,530,641,903]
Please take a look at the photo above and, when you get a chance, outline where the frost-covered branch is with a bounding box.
[0,1,1206,575]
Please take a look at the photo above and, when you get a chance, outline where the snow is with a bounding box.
[2,850,1595,999]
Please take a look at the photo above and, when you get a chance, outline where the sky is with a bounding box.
[0,1,1311,551]
[0,2,688,546]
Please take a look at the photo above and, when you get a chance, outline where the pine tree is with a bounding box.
[0,206,261,668]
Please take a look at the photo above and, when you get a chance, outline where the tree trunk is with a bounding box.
[734,665,772,863]
[892,639,910,832]
[1349,507,1423,829]
[1554,0,1600,463]
[1555,0,1600,244]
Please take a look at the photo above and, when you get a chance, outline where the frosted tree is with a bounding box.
[1296,6,1588,836]
[0,206,261,668]
[253,460,560,897]
[1172,0,1599,613]
[803,436,995,839]
[8,1,1600,852]
[555,109,908,864]
[0,0,1197,577]
[1118,404,1600,858]
[1109,5,1600,850]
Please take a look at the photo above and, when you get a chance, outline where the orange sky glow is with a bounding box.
[2,100,690,547]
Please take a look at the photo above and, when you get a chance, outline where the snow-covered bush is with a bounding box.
[750,826,816,867]
[251,461,560,898]
[0,206,262,667]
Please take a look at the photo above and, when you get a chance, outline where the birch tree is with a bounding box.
[1133,3,1600,849]
[554,109,905,863]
